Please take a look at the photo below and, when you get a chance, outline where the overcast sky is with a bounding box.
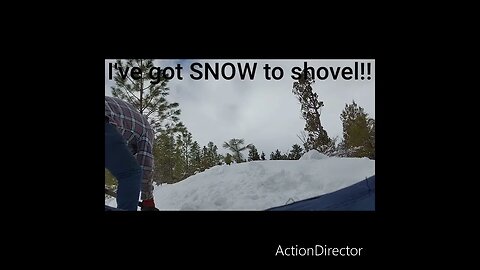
[105,59,375,156]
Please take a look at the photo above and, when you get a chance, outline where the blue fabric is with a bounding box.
[266,176,375,211]
[105,123,142,211]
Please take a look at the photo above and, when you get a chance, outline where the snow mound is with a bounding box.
[106,155,375,210]
[299,150,329,160]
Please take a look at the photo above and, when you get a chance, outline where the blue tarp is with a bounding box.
[266,175,375,211]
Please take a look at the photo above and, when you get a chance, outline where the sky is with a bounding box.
[106,150,375,210]
[105,59,375,156]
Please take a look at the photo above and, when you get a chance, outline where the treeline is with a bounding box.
[153,130,223,184]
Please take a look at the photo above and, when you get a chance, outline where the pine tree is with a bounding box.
[270,149,287,160]
[270,151,275,160]
[110,59,184,135]
[260,152,266,160]
[222,138,251,163]
[189,141,201,174]
[247,144,260,161]
[200,146,209,171]
[224,153,233,165]
[153,133,176,184]
[172,140,185,182]
[176,130,193,178]
[217,154,225,165]
[292,69,335,155]
[340,101,375,159]
[288,144,304,160]
[368,118,375,159]
[197,142,222,171]
[206,142,222,168]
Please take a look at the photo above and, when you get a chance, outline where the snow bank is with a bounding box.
[107,155,375,210]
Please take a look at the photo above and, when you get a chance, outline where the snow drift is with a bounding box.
[106,150,375,210]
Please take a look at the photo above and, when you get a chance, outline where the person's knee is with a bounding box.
[132,166,142,179]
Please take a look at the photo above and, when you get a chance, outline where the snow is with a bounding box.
[299,150,329,160]
[106,150,375,210]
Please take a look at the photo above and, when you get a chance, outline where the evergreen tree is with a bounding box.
[270,149,287,160]
[110,59,184,135]
[270,151,275,160]
[292,69,335,155]
[172,140,185,182]
[206,142,223,167]
[260,152,266,160]
[176,130,193,178]
[217,154,225,165]
[224,153,233,165]
[340,101,375,159]
[222,138,251,163]
[189,141,202,174]
[368,118,375,159]
[200,146,209,171]
[288,144,304,160]
[247,144,260,161]
[153,133,178,184]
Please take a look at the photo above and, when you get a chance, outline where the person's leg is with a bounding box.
[105,123,142,211]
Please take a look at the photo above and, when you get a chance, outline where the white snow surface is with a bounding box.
[106,150,375,210]
[299,150,329,160]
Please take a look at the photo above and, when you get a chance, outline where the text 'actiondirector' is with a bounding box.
[275,244,364,257]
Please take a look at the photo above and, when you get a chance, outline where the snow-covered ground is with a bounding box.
[106,150,375,210]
